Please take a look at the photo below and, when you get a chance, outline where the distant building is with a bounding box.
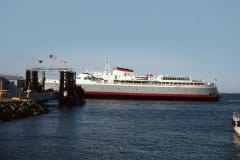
[0,76,8,90]
[0,74,25,92]
[0,74,26,98]
[0,76,11,98]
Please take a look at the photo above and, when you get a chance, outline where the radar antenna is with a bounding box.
[104,58,111,73]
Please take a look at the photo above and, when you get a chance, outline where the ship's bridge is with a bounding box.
[112,67,134,80]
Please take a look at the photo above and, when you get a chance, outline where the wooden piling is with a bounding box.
[32,71,37,91]
[25,70,31,91]
[58,71,85,106]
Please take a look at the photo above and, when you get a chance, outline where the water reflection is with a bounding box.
[232,133,240,159]
[233,133,240,148]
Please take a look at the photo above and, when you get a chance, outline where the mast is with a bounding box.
[104,58,111,74]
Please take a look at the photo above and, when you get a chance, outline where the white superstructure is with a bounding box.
[76,61,219,101]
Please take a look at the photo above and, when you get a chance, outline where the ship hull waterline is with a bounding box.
[83,91,220,101]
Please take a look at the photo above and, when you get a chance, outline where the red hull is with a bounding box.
[84,91,220,101]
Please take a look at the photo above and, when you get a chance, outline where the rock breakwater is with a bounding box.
[0,101,49,122]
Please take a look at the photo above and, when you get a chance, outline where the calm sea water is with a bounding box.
[1,94,240,160]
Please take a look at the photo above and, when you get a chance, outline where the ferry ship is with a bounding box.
[76,60,220,101]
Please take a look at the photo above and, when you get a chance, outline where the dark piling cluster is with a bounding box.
[59,71,86,106]
[0,101,49,122]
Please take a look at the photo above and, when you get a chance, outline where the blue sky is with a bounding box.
[0,0,240,93]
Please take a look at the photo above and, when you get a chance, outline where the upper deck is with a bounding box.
[76,67,215,88]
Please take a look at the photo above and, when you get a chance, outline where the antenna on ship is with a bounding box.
[104,58,111,74]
